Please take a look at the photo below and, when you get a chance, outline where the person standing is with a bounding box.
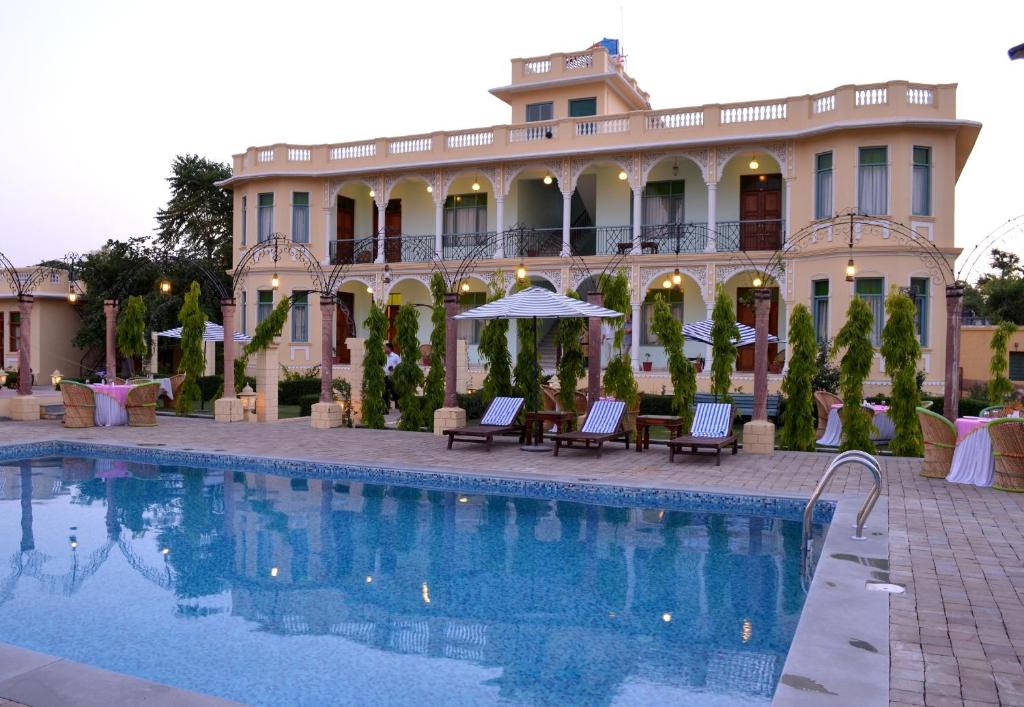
[384,341,400,411]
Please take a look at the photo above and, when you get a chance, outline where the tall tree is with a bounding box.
[881,291,923,456]
[555,290,587,413]
[988,320,1018,404]
[155,155,233,268]
[176,282,207,416]
[833,297,876,453]
[710,286,739,402]
[512,278,542,413]
[601,271,639,410]
[422,273,446,413]
[479,272,512,404]
[116,295,148,376]
[651,293,696,430]
[779,304,817,451]
[393,303,424,431]
[361,301,388,429]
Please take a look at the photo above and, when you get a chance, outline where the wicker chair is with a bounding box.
[125,382,161,426]
[540,385,559,412]
[167,373,186,402]
[814,390,842,439]
[989,418,1024,492]
[916,407,956,479]
[128,377,150,385]
[112,377,127,385]
[61,381,96,428]
[979,405,1005,418]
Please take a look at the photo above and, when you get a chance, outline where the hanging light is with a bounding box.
[69,536,78,550]
[382,264,392,285]
[368,189,375,198]
[426,184,433,193]
[365,575,373,584]
[50,369,63,387]
[516,262,527,282]
[662,278,672,289]
[749,154,759,170]
[845,258,856,282]
[672,160,679,177]
[543,174,553,185]
[471,177,481,191]
[271,272,280,289]
[618,170,628,181]
[671,268,682,286]
[366,285,374,295]
[67,284,77,303]
[460,281,471,293]
[160,278,171,294]
[752,275,763,288]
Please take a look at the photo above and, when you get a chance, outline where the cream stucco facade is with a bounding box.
[218,44,980,396]
[1,268,82,385]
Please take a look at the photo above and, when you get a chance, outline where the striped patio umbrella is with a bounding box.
[681,319,779,347]
[155,322,251,343]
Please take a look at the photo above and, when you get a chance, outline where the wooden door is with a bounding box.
[385,304,400,350]
[739,174,782,250]
[373,200,402,263]
[336,196,355,264]
[735,287,779,372]
[335,292,355,364]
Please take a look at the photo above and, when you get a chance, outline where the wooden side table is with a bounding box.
[635,414,684,452]
[524,410,577,445]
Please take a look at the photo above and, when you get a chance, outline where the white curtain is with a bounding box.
[815,169,832,220]
[858,165,888,215]
[913,165,930,216]
[292,206,309,243]
[258,206,274,242]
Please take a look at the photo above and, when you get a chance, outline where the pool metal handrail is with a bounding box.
[801,450,882,580]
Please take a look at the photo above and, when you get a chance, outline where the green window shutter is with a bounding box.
[568,97,597,117]
[1010,352,1024,381]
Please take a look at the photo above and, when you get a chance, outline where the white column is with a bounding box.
[630,302,641,370]
[706,181,718,252]
[323,208,334,262]
[784,177,793,243]
[631,186,642,254]
[561,191,572,256]
[374,199,387,264]
[434,199,444,259]
[494,196,505,259]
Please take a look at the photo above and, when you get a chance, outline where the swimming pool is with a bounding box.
[0,449,829,706]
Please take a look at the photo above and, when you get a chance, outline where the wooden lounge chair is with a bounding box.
[551,400,629,458]
[814,390,842,439]
[667,403,738,466]
[125,382,161,427]
[989,418,1024,492]
[917,407,955,479]
[444,397,525,451]
[61,381,96,428]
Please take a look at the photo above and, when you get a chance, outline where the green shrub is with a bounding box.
[176,281,207,416]
[650,293,696,429]
[881,290,923,457]
[833,297,876,453]
[360,301,388,429]
[331,378,354,428]
[279,377,321,405]
[710,285,739,402]
[197,375,223,402]
[423,273,446,413]
[297,393,320,417]
[988,320,1018,404]
[779,304,817,451]
[601,271,638,410]
[638,395,674,416]
[479,271,512,405]
[457,389,486,421]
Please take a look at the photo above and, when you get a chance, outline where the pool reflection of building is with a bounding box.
[2,460,813,702]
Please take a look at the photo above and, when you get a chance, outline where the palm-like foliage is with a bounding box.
[176,282,207,415]
[116,295,148,376]
[479,271,513,404]
[779,304,817,451]
[881,290,923,456]
[650,293,695,429]
[393,303,424,431]
[710,286,739,402]
[988,320,1018,404]
[361,301,388,429]
[833,297,876,453]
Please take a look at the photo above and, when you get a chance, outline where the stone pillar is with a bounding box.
[494,196,505,258]
[630,302,641,371]
[434,199,444,259]
[215,298,244,422]
[561,191,572,257]
[631,186,643,254]
[587,291,604,411]
[433,292,466,435]
[705,182,718,252]
[374,198,387,264]
[17,295,33,396]
[149,332,158,376]
[255,339,280,422]
[944,284,964,422]
[743,288,775,454]
[103,299,117,380]
[311,295,344,429]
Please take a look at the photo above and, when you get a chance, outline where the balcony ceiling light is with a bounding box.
[662,279,672,289]
[471,178,481,191]
[752,276,763,288]
[516,262,527,281]
[368,189,375,198]
[749,154,759,170]
[271,273,280,289]
[426,184,433,193]
[618,170,628,181]
[460,282,471,293]
[543,175,553,185]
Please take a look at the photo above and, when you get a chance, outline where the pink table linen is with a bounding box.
[948,417,994,487]
[90,384,134,406]
[88,383,134,426]
[954,416,987,442]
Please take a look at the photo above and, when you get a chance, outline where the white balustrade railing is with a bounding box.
[574,117,628,136]
[813,94,836,113]
[330,143,376,160]
[646,110,703,129]
[509,123,557,142]
[257,149,274,163]
[523,59,551,74]
[564,52,594,69]
[389,137,432,154]
[447,131,494,149]
[855,87,887,106]
[720,102,787,124]
[906,87,934,105]
[287,148,310,161]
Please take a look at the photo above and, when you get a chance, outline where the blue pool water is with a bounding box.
[0,453,826,706]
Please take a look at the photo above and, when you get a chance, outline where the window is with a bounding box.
[815,152,833,220]
[1010,352,1024,381]
[458,292,486,344]
[854,278,885,346]
[525,102,553,122]
[290,292,308,342]
[812,280,830,341]
[241,195,247,245]
[858,147,888,215]
[642,180,685,227]
[240,291,247,335]
[443,193,488,244]
[8,312,20,352]
[257,193,274,242]
[292,192,309,243]
[568,97,597,117]
[910,278,929,346]
[257,291,273,324]
[913,147,931,216]
[642,289,683,345]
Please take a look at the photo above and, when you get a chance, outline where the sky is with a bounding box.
[1,0,1021,279]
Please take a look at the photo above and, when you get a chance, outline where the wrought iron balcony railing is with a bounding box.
[714,220,785,252]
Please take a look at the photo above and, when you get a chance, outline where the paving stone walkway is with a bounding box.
[2,417,1023,706]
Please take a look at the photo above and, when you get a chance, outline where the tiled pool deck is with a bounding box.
[2,417,1024,706]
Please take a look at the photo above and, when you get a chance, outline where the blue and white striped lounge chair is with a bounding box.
[551,400,630,458]
[667,403,738,466]
[444,397,525,451]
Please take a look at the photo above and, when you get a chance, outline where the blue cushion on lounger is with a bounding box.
[581,400,625,434]
[690,403,732,438]
[480,397,523,426]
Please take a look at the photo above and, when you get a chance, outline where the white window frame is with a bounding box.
[291,192,310,244]
[811,277,830,342]
[813,151,834,221]
[290,291,309,342]
[911,146,932,217]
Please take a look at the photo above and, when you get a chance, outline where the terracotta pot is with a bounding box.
[641,361,653,372]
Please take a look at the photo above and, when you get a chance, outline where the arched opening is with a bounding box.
[334,278,375,364]
[640,271,708,371]
[385,176,435,263]
[642,155,708,253]
[384,278,433,352]
[331,181,377,265]
[717,151,785,252]
[506,165,565,258]
[570,159,633,255]
[442,171,497,260]
[722,271,786,373]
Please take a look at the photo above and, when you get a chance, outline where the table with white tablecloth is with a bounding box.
[157,377,173,400]
[816,403,895,447]
[88,384,134,426]
[947,417,993,487]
